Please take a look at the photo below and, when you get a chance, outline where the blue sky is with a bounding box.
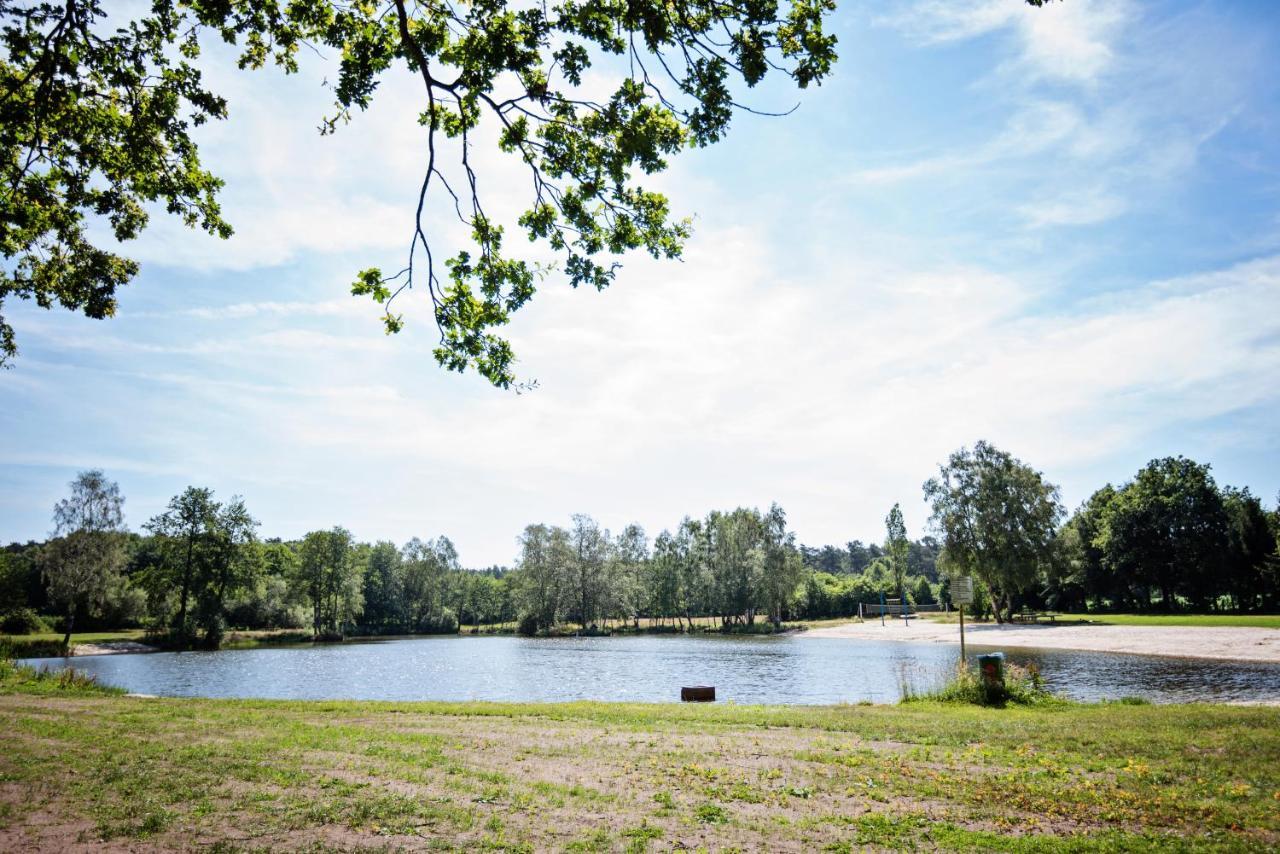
[3,0,1279,565]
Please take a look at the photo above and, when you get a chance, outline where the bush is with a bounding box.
[0,608,48,635]
[0,637,64,658]
[911,576,935,606]
[721,621,791,635]
[903,662,1059,707]
[0,658,124,695]
[421,608,459,634]
[516,612,541,636]
[199,614,226,649]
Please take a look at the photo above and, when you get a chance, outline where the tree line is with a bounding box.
[923,443,1280,621]
[3,472,946,647]
[3,450,1278,645]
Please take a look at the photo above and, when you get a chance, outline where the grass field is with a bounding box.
[1058,614,1280,630]
[0,630,148,645]
[0,628,318,658]
[917,613,1280,629]
[0,665,1277,851]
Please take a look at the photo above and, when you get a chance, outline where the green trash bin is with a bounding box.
[977,652,1005,690]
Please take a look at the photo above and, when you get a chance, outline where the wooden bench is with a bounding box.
[1011,610,1058,624]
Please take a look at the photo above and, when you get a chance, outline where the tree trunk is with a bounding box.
[62,606,75,652]
[177,535,194,641]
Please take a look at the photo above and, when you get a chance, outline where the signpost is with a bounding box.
[951,576,974,663]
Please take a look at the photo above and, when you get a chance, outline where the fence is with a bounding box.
[858,601,949,619]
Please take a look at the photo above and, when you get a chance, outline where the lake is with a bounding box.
[22,634,1280,704]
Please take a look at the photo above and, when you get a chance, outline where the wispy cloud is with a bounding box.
[885,0,1131,84]
[847,100,1083,184]
[12,222,1276,559]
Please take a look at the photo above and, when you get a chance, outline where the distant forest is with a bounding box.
[3,445,1278,648]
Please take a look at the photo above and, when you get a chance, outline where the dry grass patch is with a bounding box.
[0,685,1278,851]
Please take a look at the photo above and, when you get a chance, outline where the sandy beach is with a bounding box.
[804,618,1280,663]
[71,641,159,656]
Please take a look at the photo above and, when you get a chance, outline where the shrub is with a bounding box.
[420,608,459,634]
[516,612,541,636]
[903,662,1059,707]
[0,658,124,696]
[0,608,48,635]
[199,613,226,649]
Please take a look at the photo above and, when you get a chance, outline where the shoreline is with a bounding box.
[804,618,1280,663]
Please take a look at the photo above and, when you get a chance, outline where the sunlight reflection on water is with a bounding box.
[22,634,1280,704]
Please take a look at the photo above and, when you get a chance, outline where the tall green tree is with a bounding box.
[1221,487,1277,612]
[513,523,571,634]
[296,527,362,637]
[400,536,459,631]
[884,503,908,608]
[196,496,260,645]
[144,486,218,641]
[1097,457,1227,612]
[708,508,764,625]
[568,514,610,630]
[923,441,1064,623]
[680,516,712,624]
[610,523,648,626]
[362,540,404,631]
[41,470,127,647]
[760,503,803,627]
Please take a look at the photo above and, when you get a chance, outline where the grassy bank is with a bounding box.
[916,613,1280,629]
[0,669,1276,851]
[0,630,149,659]
[0,628,320,658]
[1058,614,1280,629]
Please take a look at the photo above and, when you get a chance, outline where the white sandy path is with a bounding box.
[803,619,1280,663]
[71,641,160,656]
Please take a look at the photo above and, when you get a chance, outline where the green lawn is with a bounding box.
[915,613,1280,629]
[1058,614,1280,629]
[0,663,1277,851]
[0,629,147,645]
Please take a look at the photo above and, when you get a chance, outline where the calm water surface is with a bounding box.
[23,634,1280,704]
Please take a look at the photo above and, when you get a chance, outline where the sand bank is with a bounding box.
[71,641,159,656]
[804,619,1280,663]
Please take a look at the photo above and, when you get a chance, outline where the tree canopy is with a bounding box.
[1,0,843,386]
[923,441,1064,623]
[1,1,1065,387]
[40,469,128,646]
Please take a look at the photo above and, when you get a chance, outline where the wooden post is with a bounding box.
[959,605,966,663]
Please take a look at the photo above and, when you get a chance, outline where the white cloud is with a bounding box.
[847,100,1083,184]
[20,224,1274,562]
[1018,186,1127,227]
[886,0,1131,85]
[143,298,367,320]
[108,43,536,274]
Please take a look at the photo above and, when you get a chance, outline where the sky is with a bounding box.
[3,0,1280,566]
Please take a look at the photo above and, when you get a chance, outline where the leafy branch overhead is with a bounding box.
[1,1,1049,385]
[0,0,837,386]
